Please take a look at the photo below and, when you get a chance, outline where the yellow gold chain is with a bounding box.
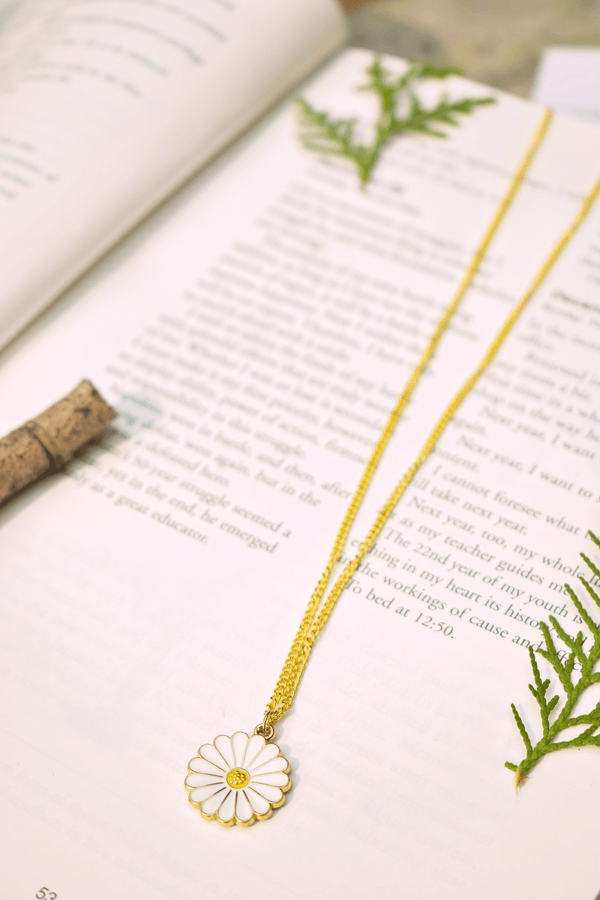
[259,108,600,736]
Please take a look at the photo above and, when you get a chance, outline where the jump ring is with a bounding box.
[253,714,276,742]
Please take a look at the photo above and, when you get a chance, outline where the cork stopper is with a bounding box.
[0,379,115,505]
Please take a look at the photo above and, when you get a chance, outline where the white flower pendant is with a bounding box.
[185,732,291,826]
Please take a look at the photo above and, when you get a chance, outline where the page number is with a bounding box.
[36,889,57,899]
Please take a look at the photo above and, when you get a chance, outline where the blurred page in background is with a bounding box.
[532,46,600,126]
[0,0,346,345]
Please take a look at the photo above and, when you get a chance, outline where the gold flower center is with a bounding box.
[226,767,250,789]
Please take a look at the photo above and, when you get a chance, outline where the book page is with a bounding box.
[0,0,347,346]
[1,48,600,899]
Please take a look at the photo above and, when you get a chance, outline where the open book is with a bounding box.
[2,3,600,899]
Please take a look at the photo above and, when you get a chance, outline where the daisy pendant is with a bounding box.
[185,731,291,826]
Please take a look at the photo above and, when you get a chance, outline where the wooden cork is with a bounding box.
[0,379,116,505]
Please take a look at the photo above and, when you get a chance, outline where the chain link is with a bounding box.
[261,109,598,730]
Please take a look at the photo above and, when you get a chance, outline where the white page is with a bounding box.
[532,46,600,127]
[1,49,600,900]
[0,0,347,346]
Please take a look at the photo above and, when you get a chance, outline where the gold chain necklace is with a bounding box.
[184,109,600,826]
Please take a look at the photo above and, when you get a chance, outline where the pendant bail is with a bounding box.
[254,712,276,742]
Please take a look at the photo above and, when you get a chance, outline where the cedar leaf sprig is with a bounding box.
[296,56,495,187]
[506,531,600,790]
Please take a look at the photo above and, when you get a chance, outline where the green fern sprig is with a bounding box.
[296,56,495,187]
[506,531,600,790]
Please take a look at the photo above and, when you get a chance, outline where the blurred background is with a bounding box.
[341,0,600,100]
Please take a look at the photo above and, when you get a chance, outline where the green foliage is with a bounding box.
[296,56,495,187]
[506,531,600,790]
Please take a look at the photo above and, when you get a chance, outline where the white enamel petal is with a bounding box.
[235,790,253,822]
[188,757,226,778]
[251,772,289,788]
[247,743,279,772]
[189,783,223,804]
[185,772,223,789]
[198,743,227,771]
[214,735,235,770]
[232,731,249,767]
[245,786,271,816]
[250,756,288,776]
[217,789,236,824]
[200,787,229,816]
[249,782,283,804]
[242,734,265,768]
